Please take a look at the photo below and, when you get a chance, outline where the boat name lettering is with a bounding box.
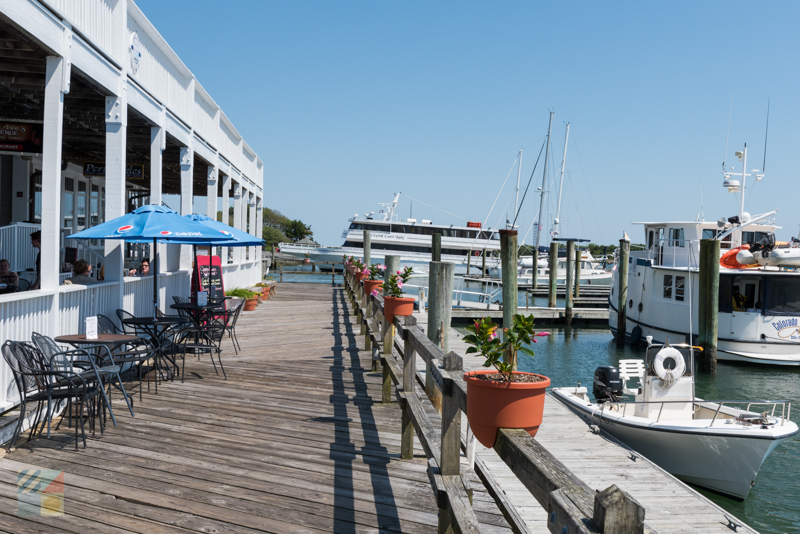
[772,318,800,339]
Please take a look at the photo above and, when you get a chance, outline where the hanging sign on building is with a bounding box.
[0,122,43,153]
[83,162,144,179]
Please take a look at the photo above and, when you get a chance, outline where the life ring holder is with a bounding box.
[474,250,481,257]
[652,346,685,384]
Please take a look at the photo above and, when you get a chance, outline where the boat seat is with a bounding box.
[619,359,645,395]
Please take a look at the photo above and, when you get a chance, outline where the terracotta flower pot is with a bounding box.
[363,280,384,295]
[383,296,415,323]
[463,370,550,448]
[354,272,367,284]
[261,288,270,299]
[346,264,357,274]
[243,298,258,311]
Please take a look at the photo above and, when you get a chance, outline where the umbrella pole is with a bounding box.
[153,237,158,318]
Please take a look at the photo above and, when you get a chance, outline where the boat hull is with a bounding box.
[552,388,797,500]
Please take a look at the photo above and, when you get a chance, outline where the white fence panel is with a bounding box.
[222,261,260,289]
[162,271,190,311]
[58,282,118,336]
[123,276,154,318]
[0,292,55,410]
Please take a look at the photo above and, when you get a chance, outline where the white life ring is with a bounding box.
[652,347,685,380]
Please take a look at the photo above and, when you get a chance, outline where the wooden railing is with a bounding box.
[270,261,342,284]
[343,270,655,534]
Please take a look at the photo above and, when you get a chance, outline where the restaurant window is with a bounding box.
[675,276,685,302]
[663,275,673,299]
[63,177,74,229]
[91,184,100,226]
[29,170,42,222]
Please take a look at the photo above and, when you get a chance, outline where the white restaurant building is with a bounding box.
[0,0,264,412]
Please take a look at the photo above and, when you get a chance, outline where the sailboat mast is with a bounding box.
[535,111,554,253]
[514,150,522,227]
[553,122,570,240]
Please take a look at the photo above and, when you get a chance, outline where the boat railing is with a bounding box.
[600,397,791,425]
[403,281,501,309]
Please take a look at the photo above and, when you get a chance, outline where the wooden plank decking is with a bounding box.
[0,283,511,533]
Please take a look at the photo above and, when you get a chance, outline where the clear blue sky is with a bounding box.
[140,1,800,247]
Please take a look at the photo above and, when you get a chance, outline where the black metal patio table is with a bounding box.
[121,316,188,384]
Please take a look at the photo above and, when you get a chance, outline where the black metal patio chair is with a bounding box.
[172,308,233,381]
[1,341,101,450]
[97,314,157,402]
[32,332,134,425]
[224,298,244,354]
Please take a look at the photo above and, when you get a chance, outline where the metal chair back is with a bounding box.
[97,314,122,335]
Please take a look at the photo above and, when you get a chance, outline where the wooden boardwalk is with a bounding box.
[0,283,511,533]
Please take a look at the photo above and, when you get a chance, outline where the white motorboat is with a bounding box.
[609,144,800,365]
[518,251,611,286]
[278,193,502,272]
[552,340,797,500]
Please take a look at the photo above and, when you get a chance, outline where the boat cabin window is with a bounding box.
[765,278,800,315]
[663,275,672,299]
[702,229,717,239]
[648,230,654,250]
[742,231,769,246]
[720,275,763,312]
[675,276,685,301]
[668,228,685,247]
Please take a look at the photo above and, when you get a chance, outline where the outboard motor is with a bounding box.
[593,366,623,402]
[750,233,776,254]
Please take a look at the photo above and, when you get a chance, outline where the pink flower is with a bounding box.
[532,339,538,343]
[535,332,550,336]
[371,289,379,296]
[489,332,498,340]
[397,281,403,288]
[396,270,401,275]
[362,267,369,274]
[473,320,481,330]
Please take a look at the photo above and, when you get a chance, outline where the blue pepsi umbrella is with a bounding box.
[66,205,229,316]
[139,213,264,247]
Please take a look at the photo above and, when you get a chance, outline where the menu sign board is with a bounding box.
[0,122,43,153]
[192,255,225,308]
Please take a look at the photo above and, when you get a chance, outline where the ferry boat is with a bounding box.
[552,340,797,500]
[279,193,503,270]
[609,145,800,365]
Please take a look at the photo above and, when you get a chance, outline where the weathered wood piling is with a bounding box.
[698,238,720,373]
[616,238,630,346]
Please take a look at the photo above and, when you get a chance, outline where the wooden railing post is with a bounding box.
[438,351,463,534]
[593,485,645,534]
[365,293,372,351]
[401,316,417,460]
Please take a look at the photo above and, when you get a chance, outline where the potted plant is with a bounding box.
[227,288,259,311]
[379,266,414,323]
[463,315,550,448]
[343,255,357,274]
[255,282,270,300]
[363,263,385,295]
[351,258,367,284]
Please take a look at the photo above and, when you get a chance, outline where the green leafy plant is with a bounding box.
[351,257,365,271]
[226,287,259,300]
[383,266,413,298]
[464,315,538,382]
[366,263,385,281]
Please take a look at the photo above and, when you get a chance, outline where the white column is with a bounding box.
[256,196,263,263]
[206,163,218,217]
[150,126,163,206]
[104,92,127,311]
[232,182,242,264]
[41,57,65,292]
[220,172,231,263]
[248,193,256,263]
[179,145,193,271]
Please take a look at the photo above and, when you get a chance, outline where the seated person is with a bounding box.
[0,259,19,293]
[67,260,97,285]
[732,286,747,312]
[129,258,150,277]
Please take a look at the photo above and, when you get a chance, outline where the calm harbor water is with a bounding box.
[276,269,799,533]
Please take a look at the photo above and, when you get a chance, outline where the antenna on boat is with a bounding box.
[762,97,770,173]
[553,123,570,240]
[514,149,523,227]
[534,112,554,254]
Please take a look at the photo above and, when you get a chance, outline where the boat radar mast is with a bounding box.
[722,145,765,244]
[377,192,402,222]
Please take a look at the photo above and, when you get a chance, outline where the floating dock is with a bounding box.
[451,306,609,324]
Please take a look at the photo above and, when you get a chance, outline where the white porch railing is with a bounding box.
[222,261,261,289]
[58,282,119,335]
[0,222,41,273]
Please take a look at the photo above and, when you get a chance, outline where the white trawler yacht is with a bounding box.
[279,193,503,270]
[609,145,800,365]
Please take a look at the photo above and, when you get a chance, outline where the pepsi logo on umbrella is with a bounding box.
[160,230,172,236]
[219,230,233,237]
[117,225,134,233]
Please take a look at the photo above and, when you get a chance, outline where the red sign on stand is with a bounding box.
[192,255,225,308]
